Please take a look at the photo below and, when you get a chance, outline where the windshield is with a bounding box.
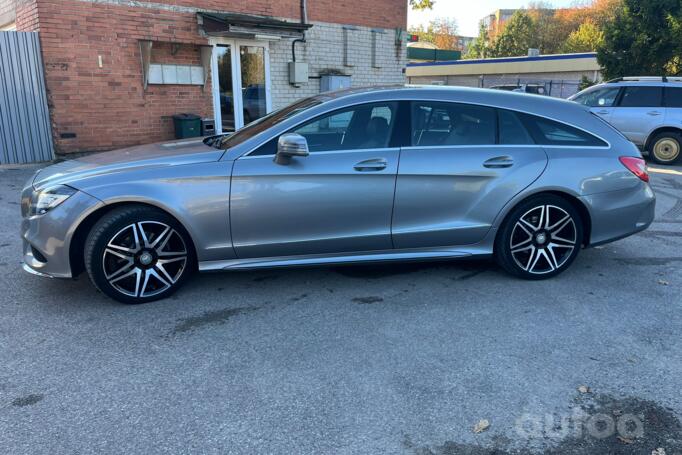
[208,96,323,150]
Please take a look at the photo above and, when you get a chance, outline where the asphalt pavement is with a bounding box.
[0,161,681,454]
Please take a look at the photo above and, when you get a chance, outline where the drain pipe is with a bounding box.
[292,0,307,62]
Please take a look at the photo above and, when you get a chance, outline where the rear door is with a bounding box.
[391,101,548,249]
[610,86,664,146]
[664,86,682,128]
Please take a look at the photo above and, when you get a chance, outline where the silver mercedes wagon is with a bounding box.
[21,86,655,303]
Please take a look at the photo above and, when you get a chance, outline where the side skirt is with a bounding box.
[198,247,492,272]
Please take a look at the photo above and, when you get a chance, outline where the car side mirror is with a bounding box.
[275,133,310,165]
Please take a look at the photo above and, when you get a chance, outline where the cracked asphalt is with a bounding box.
[0,161,681,454]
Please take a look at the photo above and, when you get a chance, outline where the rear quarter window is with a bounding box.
[665,87,682,108]
[520,113,608,147]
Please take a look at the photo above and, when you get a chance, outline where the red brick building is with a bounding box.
[1,0,407,154]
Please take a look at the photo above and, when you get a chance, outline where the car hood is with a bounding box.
[33,139,224,190]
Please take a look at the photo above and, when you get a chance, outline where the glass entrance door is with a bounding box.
[239,45,267,125]
[215,45,235,133]
[212,41,271,134]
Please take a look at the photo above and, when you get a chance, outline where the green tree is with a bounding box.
[409,0,434,9]
[527,2,560,54]
[490,10,537,57]
[465,23,490,59]
[562,21,604,53]
[579,75,597,90]
[597,0,682,79]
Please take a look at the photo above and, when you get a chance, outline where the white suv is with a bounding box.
[569,77,682,165]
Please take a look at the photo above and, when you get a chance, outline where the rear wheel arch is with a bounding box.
[494,191,592,252]
[645,127,682,152]
[69,202,198,277]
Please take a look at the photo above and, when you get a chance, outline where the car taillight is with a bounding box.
[619,156,649,182]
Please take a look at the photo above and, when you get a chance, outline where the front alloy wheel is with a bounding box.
[496,196,583,279]
[85,206,194,303]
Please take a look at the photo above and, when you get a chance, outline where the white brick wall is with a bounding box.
[269,21,407,109]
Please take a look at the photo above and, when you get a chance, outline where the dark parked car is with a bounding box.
[490,84,547,95]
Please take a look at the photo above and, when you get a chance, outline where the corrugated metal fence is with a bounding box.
[0,32,54,164]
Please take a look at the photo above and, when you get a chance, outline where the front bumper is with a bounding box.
[21,186,103,279]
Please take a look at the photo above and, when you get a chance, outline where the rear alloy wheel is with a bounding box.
[496,196,583,279]
[650,132,681,165]
[85,206,194,304]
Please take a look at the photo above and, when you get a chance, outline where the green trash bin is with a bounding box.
[172,113,202,139]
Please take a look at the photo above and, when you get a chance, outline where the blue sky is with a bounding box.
[408,0,578,36]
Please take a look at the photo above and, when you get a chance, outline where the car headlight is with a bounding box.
[31,185,77,215]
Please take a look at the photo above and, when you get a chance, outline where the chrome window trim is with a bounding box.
[408,100,612,149]
[238,146,401,160]
[401,144,610,151]
[238,96,613,158]
[241,100,401,158]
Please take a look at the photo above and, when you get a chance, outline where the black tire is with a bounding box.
[84,205,195,304]
[649,132,682,165]
[495,195,584,280]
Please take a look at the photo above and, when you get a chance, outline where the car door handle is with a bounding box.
[647,111,662,116]
[483,156,514,168]
[596,110,610,115]
[354,158,387,172]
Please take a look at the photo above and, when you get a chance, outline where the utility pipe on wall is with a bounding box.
[292,0,308,62]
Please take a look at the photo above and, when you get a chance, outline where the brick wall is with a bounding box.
[270,21,406,109]
[33,0,213,153]
[10,0,407,154]
[122,0,406,30]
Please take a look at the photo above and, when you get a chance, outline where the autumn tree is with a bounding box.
[527,2,560,54]
[409,18,460,50]
[409,0,434,9]
[490,10,537,57]
[460,0,632,60]
[562,21,604,52]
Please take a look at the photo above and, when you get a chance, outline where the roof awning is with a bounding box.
[198,12,312,40]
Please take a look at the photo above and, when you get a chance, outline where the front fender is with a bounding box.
[68,161,235,262]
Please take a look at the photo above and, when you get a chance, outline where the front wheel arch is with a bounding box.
[69,202,198,278]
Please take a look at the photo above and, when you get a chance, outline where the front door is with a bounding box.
[392,101,548,249]
[212,41,271,134]
[230,102,401,259]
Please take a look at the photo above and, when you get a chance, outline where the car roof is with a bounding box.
[310,84,588,118]
[600,81,682,87]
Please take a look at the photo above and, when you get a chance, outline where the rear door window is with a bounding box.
[411,102,496,146]
[664,87,682,108]
[520,114,608,147]
[498,110,534,145]
[618,86,663,108]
